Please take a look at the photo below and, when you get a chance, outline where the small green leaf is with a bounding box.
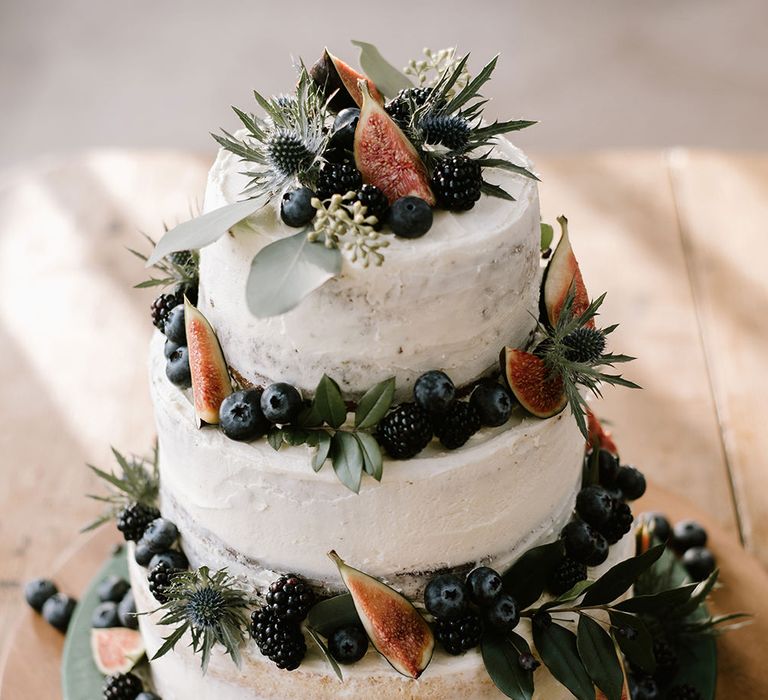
[577,616,624,700]
[267,428,283,451]
[540,222,554,251]
[615,582,699,615]
[502,540,564,609]
[355,377,395,429]
[312,431,332,472]
[609,610,655,674]
[481,633,534,700]
[307,594,360,637]
[282,427,310,446]
[330,431,364,493]
[554,579,594,603]
[297,401,324,428]
[533,622,595,700]
[355,432,383,481]
[351,40,413,97]
[314,374,348,429]
[582,544,665,606]
[306,627,344,681]
[146,197,267,266]
[245,232,342,318]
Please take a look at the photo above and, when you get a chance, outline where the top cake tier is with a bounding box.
[198,134,542,399]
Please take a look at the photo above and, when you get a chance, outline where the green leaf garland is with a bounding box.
[480,632,534,700]
[581,544,664,605]
[533,622,594,700]
[576,615,624,700]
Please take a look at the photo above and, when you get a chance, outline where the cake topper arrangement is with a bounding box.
[146,42,537,317]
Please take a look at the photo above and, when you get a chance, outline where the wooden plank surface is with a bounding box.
[0,149,765,667]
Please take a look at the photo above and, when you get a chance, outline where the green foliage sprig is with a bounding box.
[83,445,159,532]
[151,566,253,673]
[128,231,199,292]
[266,374,395,493]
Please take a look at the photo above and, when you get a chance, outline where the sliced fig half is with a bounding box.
[328,551,434,679]
[309,49,383,111]
[500,347,567,418]
[543,216,594,328]
[353,81,435,206]
[90,627,144,675]
[586,408,619,456]
[185,298,232,426]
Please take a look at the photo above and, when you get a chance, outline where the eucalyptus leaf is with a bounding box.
[355,432,383,481]
[533,622,595,700]
[581,544,665,606]
[502,540,564,609]
[577,616,624,700]
[307,593,360,637]
[540,222,554,252]
[331,431,364,493]
[306,627,344,681]
[312,430,332,472]
[146,197,267,266]
[355,377,396,429]
[609,610,655,674]
[314,374,348,429]
[481,633,534,700]
[352,40,413,97]
[246,231,342,318]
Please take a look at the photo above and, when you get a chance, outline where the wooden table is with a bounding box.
[1,149,766,668]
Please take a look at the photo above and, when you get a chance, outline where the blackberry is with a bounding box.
[265,574,314,622]
[652,637,680,685]
[563,327,606,363]
[420,113,471,150]
[316,160,362,200]
[150,290,183,331]
[147,561,179,604]
[385,87,435,127]
[598,501,634,544]
[547,556,588,596]
[103,672,143,700]
[668,685,702,700]
[250,607,306,671]
[431,155,483,211]
[434,401,481,450]
[377,403,433,459]
[355,184,389,229]
[116,503,161,542]
[518,652,541,672]
[169,250,193,269]
[266,131,314,177]
[434,611,483,655]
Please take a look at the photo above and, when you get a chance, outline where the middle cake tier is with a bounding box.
[150,333,585,599]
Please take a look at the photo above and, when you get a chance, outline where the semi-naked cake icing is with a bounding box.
[115,44,651,700]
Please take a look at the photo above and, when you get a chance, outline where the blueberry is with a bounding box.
[682,546,716,582]
[470,383,514,427]
[424,574,467,620]
[260,383,303,424]
[616,465,646,500]
[628,674,660,700]
[328,623,368,664]
[466,567,503,607]
[164,339,180,359]
[387,196,433,238]
[166,346,191,388]
[134,539,154,567]
[576,485,615,528]
[118,590,138,629]
[486,593,520,632]
[414,371,455,414]
[328,108,360,151]
[92,601,121,628]
[141,518,179,554]
[25,578,58,612]
[163,305,186,344]
[280,187,317,227]
[597,449,620,485]
[642,512,672,543]
[671,520,707,554]
[97,575,130,603]
[220,389,270,441]
[562,520,609,567]
[42,593,77,632]
[149,549,188,571]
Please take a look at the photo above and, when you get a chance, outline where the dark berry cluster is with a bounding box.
[148,561,179,604]
[424,565,523,658]
[384,87,437,127]
[24,577,76,632]
[116,502,161,542]
[265,574,315,621]
[430,155,483,211]
[219,382,302,444]
[103,672,143,700]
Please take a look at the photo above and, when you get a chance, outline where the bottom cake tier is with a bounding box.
[129,534,635,700]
